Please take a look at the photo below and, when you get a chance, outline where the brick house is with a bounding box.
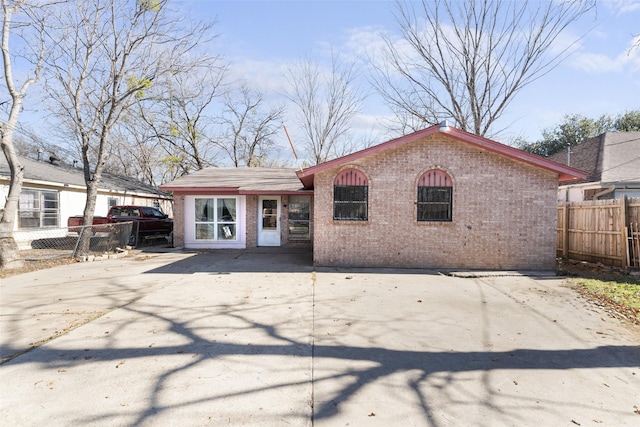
[161,124,586,270]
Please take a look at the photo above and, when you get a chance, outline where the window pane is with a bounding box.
[417,186,452,222]
[288,220,309,237]
[195,224,215,240]
[262,215,277,230]
[262,199,277,210]
[288,196,310,221]
[218,224,236,240]
[20,215,40,228]
[195,198,214,222]
[334,186,368,220]
[334,186,367,202]
[218,198,236,222]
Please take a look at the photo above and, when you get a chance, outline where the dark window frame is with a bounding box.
[333,185,368,221]
[417,169,453,222]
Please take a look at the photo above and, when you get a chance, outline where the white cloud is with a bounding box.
[569,34,640,73]
[602,0,640,14]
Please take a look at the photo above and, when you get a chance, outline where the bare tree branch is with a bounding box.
[286,52,366,165]
[216,83,285,167]
[372,0,595,137]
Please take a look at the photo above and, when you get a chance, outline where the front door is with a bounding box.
[257,196,281,246]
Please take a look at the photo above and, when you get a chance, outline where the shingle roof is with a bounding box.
[600,132,640,183]
[160,167,309,194]
[0,155,170,198]
[548,131,640,184]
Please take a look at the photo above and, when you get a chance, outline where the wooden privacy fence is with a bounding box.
[557,197,640,269]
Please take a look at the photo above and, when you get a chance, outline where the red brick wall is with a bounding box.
[313,134,558,270]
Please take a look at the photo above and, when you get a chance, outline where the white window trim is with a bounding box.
[184,195,246,249]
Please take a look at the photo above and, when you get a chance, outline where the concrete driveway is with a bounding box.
[1,248,639,426]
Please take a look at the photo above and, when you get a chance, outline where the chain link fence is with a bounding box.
[14,222,135,261]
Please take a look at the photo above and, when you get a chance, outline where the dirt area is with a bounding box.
[0,255,79,279]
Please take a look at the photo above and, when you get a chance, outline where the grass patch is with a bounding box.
[569,277,640,325]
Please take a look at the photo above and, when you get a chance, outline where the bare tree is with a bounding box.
[373,0,595,136]
[43,0,216,254]
[285,53,366,165]
[0,0,48,269]
[216,84,285,167]
[106,115,163,185]
[138,63,227,176]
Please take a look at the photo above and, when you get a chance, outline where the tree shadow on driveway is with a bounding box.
[1,286,639,426]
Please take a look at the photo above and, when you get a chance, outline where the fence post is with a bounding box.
[563,202,570,259]
[620,195,629,269]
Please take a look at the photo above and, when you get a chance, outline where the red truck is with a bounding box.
[68,205,173,246]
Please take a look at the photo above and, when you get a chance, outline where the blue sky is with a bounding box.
[176,0,640,146]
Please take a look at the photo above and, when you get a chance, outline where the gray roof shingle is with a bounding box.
[548,131,640,184]
[0,155,170,197]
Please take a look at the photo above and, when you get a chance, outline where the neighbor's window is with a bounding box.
[194,197,237,240]
[417,169,452,222]
[333,168,368,221]
[288,195,310,240]
[19,188,59,228]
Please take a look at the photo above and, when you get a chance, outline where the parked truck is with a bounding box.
[68,205,173,246]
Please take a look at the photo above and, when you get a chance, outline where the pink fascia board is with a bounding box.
[296,125,588,187]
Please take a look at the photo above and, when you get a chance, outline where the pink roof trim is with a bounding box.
[296,125,588,188]
[334,168,369,186]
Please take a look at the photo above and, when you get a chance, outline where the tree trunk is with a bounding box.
[74,180,99,257]
[0,129,25,270]
[0,234,23,269]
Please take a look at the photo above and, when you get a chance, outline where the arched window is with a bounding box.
[333,168,368,221]
[417,169,452,222]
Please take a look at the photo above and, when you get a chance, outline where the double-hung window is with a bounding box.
[417,169,453,222]
[19,188,59,228]
[194,197,237,240]
[333,168,368,221]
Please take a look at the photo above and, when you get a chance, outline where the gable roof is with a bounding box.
[0,154,170,198]
[160,167,310,195]
[296,124,588,188]
[548,131,640,184]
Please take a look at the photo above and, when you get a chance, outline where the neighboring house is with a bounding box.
[161,124,586,270]
[0,154,173,243]
[548,131,640,201]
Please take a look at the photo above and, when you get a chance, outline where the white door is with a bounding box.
[257,196,281,246]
